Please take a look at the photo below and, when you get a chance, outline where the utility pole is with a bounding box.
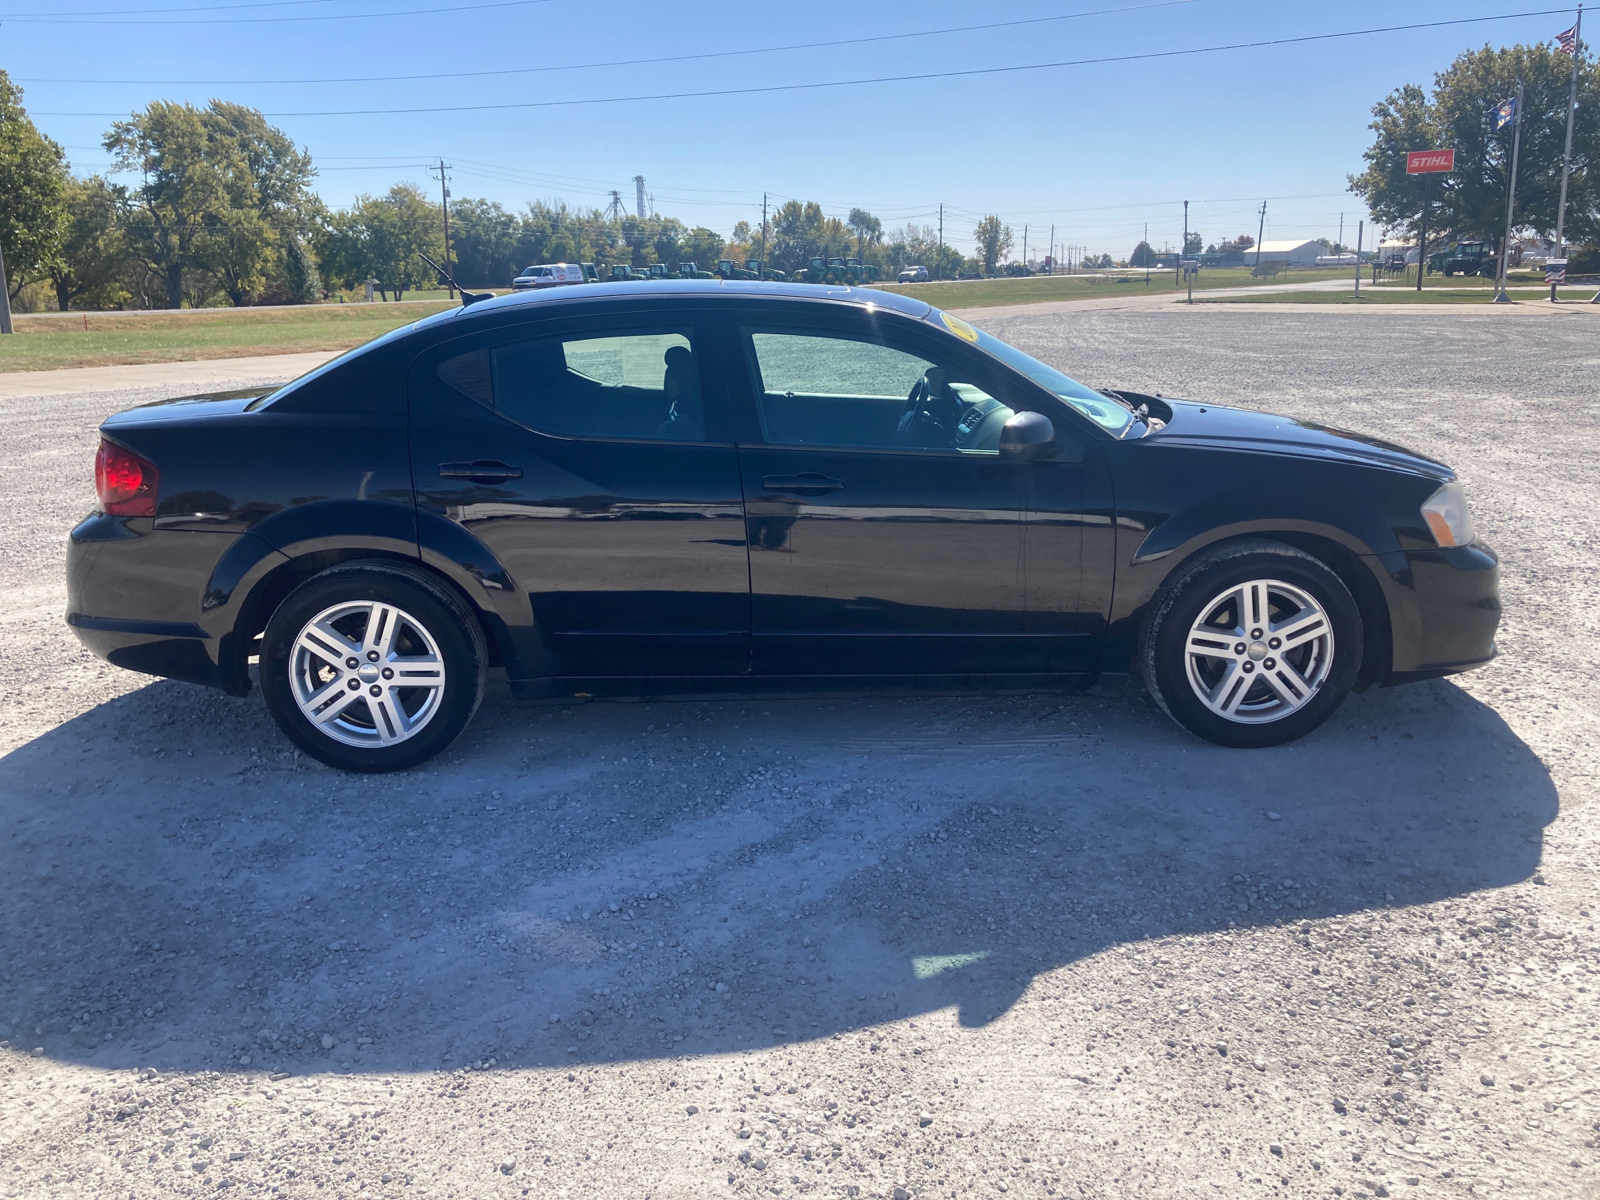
[1338,212,1344,255]
[1354,220,1364,299]
[1255,202,1267,271]
[937,205,944,280]
[1023,224,1028,271]
[1143,221,1150,285]
[1048,223,1054,274]
[1553,4,1583,301]
[760,191,769,278]
[1494,80,1526,303]
[0,242,12,334]
[1179,200,1188,288]
[433,158,455,298]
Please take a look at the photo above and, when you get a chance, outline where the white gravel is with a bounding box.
[1,306,1597,1200]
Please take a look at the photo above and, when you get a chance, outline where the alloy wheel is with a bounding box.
[1182,578,1334,724]
[288,601,447,748]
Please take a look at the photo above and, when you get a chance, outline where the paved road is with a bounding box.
[1,308,1596,1200]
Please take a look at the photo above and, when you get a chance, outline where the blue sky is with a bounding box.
[4,0,1579,259]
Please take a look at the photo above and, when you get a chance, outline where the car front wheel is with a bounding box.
[259,562,487,772]
[1139,540,1363,748]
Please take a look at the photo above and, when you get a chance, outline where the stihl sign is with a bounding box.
[1406,150,1456,174]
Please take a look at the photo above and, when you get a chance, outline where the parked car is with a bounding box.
[68,282,1500,772]
[897,265,930,283]
[512,263,589,290]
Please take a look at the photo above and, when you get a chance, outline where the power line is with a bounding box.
[1,0,557,23]
[15,1,1192,83]
[36,8,1572,117]
[3,0,359,15]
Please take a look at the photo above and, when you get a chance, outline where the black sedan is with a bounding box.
[67,282,1500,772]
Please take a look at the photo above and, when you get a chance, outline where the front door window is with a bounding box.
[745,330,1014,454]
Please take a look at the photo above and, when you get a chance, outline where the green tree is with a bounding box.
[847,207,882,257]
[49,175,128,311]
[972,215,1013,274]
[205,102,318,305]
[1350,41,1598,248]
[320,184,443,300]
[767,200,852,274]
[0,71,68,304]
[679,226,725,271]
[106,100,317,307]
[1129,240,1156,267]
[450,198,524,286]
[886,222,963,278]
[1183,231,1203,255]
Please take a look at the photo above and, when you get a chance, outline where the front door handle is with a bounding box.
[438,460,524,483]
[762,473,844,495]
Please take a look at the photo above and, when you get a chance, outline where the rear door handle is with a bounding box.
[438,460,524,483]
[762,473,844,495]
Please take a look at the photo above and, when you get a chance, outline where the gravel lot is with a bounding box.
[2,305,1597,1200]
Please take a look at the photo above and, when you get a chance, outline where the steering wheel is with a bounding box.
[892,367,957,449]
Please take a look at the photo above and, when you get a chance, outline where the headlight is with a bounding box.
[1420,481,1475,548]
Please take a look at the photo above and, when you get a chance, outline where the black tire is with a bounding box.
[1139,539,1363,748]
[259,561,487,773]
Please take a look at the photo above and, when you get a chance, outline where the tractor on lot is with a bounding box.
[714,260,758,281]
[794,257,881,284]
[743,259,786,282]
[1435,241,1496,277]
[606,264,648,282]
[678,262,716,280]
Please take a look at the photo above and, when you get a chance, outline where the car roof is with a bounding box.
[422,279,934,329]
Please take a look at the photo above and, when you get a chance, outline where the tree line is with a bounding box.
[0,75,1041,311]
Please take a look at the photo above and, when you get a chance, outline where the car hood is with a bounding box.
[102,386,278,428]
[1150,399,1453,479]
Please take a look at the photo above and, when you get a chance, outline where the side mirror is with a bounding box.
[998,410,1056,461]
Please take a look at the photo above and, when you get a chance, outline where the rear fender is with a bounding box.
[415,508,551,678]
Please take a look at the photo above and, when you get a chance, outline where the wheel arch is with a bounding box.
[229,548,513,689]
[1132,529,1394,688]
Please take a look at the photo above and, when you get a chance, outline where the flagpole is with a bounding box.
[1493,80,1526,303]
[1553,4,1582,301]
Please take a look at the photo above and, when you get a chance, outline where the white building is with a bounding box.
[1378,238,1419,265]
[1247,239,1325,266]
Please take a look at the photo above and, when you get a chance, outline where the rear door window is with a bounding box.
[435,328,707,442]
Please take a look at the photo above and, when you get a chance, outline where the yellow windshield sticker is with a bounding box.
[940,312,980,343]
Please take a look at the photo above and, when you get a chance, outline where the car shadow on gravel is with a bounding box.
[0,671,1555,1076]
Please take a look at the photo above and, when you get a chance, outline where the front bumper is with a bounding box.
[1382,540,1501,684]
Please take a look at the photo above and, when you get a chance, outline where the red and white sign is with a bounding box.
[1406,149,1456,174]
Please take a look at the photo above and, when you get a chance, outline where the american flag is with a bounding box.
[1556,22,1579,55]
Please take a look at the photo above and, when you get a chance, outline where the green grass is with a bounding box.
[2,301,459,373]
[1199,286,1600,305]
[869,268,1358,309]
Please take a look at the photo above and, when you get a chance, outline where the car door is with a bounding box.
[407,306,751,682]
[724,307,1081,676]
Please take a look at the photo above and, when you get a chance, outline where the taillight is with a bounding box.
[95,439,159,516]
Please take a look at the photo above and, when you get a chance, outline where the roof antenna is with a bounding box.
[417,251,493,307]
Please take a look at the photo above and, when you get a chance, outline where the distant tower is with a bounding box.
[633,175,646,220]
[606,190,624,221]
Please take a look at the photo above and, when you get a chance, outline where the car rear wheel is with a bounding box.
[260,563,486,772]
[1139,540,1362,748]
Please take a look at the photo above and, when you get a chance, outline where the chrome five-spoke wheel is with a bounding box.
[290,600,447,748]
[1183,578,1334,724]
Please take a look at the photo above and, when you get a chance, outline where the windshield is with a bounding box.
[930,310,1134,434]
